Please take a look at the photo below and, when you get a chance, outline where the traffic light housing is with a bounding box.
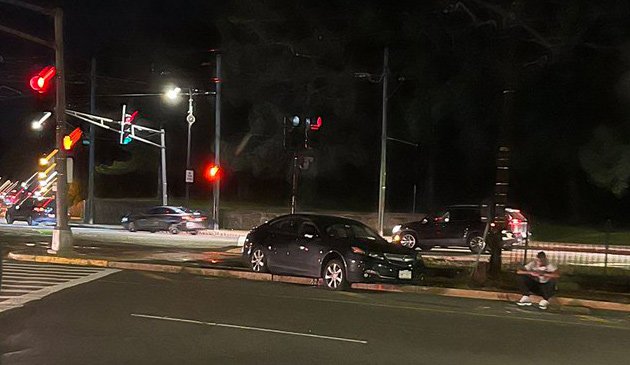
[63,127,83,151]
[284,115,323,150]
[120,110,138,145]
[29,66,56,94]
[305,116,322,149]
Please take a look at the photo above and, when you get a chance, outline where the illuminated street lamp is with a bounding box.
[164,86,182,102]
[163,86,214,205]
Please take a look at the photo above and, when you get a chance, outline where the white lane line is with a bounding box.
[131,313,368,344]
[3,273,88,280]
[2,263,103,271]
[6,266,100,273]
[7,270,90,278]
[2,280,66,284]
[0,269,119,313]
[2,284,48,289]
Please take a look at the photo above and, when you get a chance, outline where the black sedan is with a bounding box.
[121,206,209,234]
[242,214,425,290]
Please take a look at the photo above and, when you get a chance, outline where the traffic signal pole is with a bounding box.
[212,54,222,229]
[52,8,73,253]
[0,2,73,253]
[86,58,96,224]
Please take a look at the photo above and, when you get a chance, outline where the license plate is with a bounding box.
[398,270,412,280]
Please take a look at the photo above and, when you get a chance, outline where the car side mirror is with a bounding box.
[443,217,450,223]
[421,218,428,224]
[15,205,20,210]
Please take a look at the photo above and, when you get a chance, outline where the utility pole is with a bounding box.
[86,57,96,224]
[212,53,222,229]
[52,8,71,253]
[377,47,389,235]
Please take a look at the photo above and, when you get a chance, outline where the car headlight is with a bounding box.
[392,225,402,234]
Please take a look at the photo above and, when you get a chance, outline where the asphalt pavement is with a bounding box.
[0,221,244,249]
[0,270,629,365]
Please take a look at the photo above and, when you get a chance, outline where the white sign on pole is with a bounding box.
[66,157,74,183]
[185,169,194,183]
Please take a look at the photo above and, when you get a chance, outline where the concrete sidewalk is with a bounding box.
[5,248,630,314]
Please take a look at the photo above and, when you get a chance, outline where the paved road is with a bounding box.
[1,270,629,364]
[0,260,118,313]
[0,221,243,248]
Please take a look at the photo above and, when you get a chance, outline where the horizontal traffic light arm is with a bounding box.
[66,109,164,148]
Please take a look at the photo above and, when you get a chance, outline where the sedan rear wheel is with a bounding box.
[468,235,486,254]
[399,231,418,249]
[323,259,348,291]
[169,224,180,235]
[250,246,267,273]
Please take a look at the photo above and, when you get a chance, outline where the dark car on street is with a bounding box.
[5,197,56,226]
[121,206,209,234]
[242,214,425,290]
[392,205,529,253]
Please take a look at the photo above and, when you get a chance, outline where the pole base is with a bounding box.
[50,228,74,255]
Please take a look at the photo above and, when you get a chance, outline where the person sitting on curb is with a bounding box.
[516,251,559,310]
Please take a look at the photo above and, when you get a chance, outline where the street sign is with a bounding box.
[66,157,74,183]
[185,169,194,183]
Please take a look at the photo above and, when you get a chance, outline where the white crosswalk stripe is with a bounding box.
[1,260,119,313]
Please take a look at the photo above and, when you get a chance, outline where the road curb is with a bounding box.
[7,253,109,268]
[7,252,630,313]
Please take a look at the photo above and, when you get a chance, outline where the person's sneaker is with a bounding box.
[539,299,549,310]
[516,295,532,306]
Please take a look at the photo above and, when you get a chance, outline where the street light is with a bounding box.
[164,86,182,102]
[354,47,390,235]
[163,86,214,206]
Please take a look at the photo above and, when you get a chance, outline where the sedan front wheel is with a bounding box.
[322,259,348,291]
[250,246,268,273]
[468,235,486,254]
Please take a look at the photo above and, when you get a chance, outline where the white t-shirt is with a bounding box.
[524,260,558,283]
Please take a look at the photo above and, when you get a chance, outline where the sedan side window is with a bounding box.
[270,218,300,236]
[299,223,319,239]
[325,224,350,239]
[148,207,167,215]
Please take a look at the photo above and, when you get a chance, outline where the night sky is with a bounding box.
[2,0,630,224]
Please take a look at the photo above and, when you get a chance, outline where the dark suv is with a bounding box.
[391,205,528,253]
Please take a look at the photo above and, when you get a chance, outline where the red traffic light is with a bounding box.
[29,66,56,94]
[204,164,221,182]
[63,127,83,151]
[310,116,322,131]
